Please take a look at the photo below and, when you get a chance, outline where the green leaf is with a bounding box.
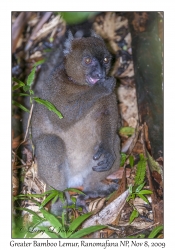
[39,208,65,237]
[69,225,106,238]
[15,207,42,221]
[12,82,25,91]
[137,194,149,204]
[23,85,30,92]
[66,213,92,237]
[148,225,163,238]
[134,154,147,186]
[12,77,25,87]
[62,211,66,229]
[16,193,46,199]
[49,37,54,43]
[139,190,153,195]
[18,93,30,97]
[128,185,133,194]
[51,194,59,205]
[33,97,63,119]
[70,196,77,204]
[29,89,34,95]
[129,209,139,224]
[46,188,65,203]
[40,191,58,208]
[129,155,134,167]
[43,48,52,53]
[34,59,45,67]
[14,195,42,207]
[40,189,65,208]
[45,188,65,203]
[146,149,162,174]
[37,226,59,238]
[119,127,135,137]
[120,153,127,167]
[135,182,145,193]
[27,66,36,86]
[57,191,65,204]
[12,100,29,112]
[60,12,98,25]
[64,188,84,195]
[12,215,41,239]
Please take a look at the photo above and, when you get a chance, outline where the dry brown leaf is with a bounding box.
[132,12,149,32]
[12,135,22,149]
[93,13,128,53]
[22,147,33,165]
[12,12,32,53]
[107,167,130,180]
[119,61,134,78]
[32,15,65,43]
[12,170,19,196]
[82,189,129,228]
[88,197,106,213]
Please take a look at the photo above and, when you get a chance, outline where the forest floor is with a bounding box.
[12,12,163,239]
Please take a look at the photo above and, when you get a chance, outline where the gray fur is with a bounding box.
[30,33,120,214]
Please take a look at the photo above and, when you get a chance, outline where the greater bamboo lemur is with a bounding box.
[30,31,120,214]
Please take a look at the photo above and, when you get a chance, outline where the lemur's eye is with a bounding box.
[85,57,92,64]
[103,57,109,63]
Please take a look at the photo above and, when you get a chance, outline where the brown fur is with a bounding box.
[30,32,120,214]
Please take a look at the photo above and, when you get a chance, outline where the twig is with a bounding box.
[12,104,34,168]
[24,103,34,142]
[12,150,26,166]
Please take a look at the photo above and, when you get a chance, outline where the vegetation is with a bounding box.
[126,154,153,224]
[12,60,63,119]
[13,189,106,238]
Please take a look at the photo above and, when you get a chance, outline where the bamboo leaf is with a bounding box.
[39,208,65,237]
[29,89,34,95]
[33,97,63,119]
[127,193,136,202]
[64,188,84,195]
[129,209,139,224]
[15,207,42,220]
[60,12,98,25]
[16,193,46,198]
[51,194,59,205]
[135,182,145,193]
[12,77,25,87]
[12,100,29,112]
[18,93,30,97]
[129,155,134,167]
[134,154,147,186]
[23,85,30,92]
[66,213,92,237]
[34,59,45,67]
[37,226,59,238]
[119,127,135,137]
[12,83,25,91]
[128,185,133,194]
[27,66,36,86]
[148,225,163,238]
[120,153,127,167]
[139,190,153,195]
[137,194,149,204]
[69,225,106,238]
[40,192,57,208]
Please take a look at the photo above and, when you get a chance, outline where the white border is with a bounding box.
[0,1,174,249]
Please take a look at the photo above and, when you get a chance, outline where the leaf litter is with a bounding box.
[12,11,163,238]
